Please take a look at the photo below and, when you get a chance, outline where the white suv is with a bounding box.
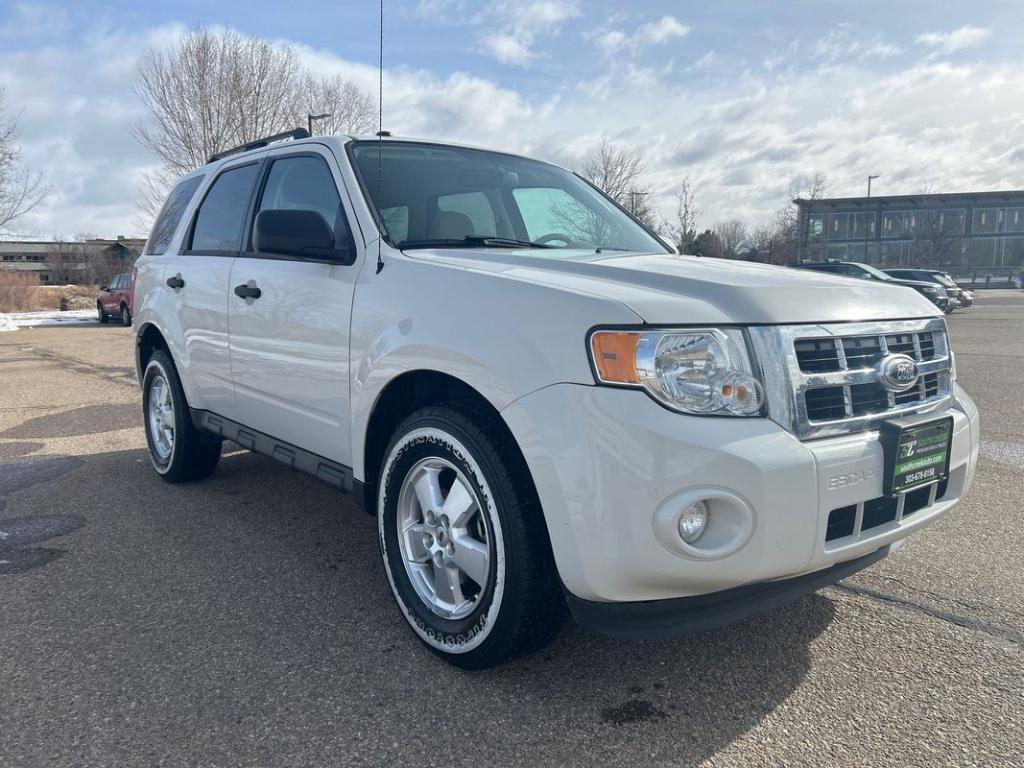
[133,131,980,668]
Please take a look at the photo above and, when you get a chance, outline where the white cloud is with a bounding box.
[482,33,533,66]
[418,0,579,67]
[812,24,901,64]
[916,25,992,53]
[597,15,689,54]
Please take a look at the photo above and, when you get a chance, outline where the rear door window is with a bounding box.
[190,163,259,253]
[147,176,203,255]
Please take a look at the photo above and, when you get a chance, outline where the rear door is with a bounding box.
[170,160,261,422]
[227,147,360,465]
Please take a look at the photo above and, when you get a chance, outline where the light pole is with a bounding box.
[864,174,880,261]
[307,112,332,136]
[867,174,879,198]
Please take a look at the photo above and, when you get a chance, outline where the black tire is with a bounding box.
[142,349,221,483]
[97,302,108,324]
[378,405,565,669]
[120,304,132,326]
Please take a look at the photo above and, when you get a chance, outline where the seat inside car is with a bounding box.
[429,210,476,239]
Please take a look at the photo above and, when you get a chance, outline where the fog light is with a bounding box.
[678,500,708,543]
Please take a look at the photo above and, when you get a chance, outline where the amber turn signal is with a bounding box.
[590,331,641,384]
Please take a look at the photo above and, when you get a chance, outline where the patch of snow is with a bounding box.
[0,309,99,332]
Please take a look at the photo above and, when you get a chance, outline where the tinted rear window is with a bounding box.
[190,164,259,252]
[146,176,203,255]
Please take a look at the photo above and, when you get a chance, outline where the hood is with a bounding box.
[406,249,941,325]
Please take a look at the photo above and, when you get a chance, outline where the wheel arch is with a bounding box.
[135,322,170,385]
[358,370,536,520]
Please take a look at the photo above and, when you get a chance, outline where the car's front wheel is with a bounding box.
[142,350,221,483]
[97,302,108,324]
[378,406,564,669]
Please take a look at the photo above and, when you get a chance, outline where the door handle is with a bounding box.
[233,282,262,300]
[166,274,184,289]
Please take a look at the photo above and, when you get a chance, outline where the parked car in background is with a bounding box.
[97,272,133,326]
[791,261,952,312]
[884,269,966,310]
[131,132,979,668]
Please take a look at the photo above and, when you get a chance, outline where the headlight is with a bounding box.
[922,286,939,295]
[589,328,764,416]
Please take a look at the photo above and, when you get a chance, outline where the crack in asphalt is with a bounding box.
[832,583,1024,650]
[863,573,1024,622]
[12,344,137,388]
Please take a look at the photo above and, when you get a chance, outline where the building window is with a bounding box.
[939,209,966,234]
[882,211,905,238]
[1005,208,1024,234]
[973,208,999,234]
[38,273,49,283]
[807,213,825,241]
[827,213,849,240]
[967,238,997,266]
[1005,236,1024,266]
[850,212,873,239]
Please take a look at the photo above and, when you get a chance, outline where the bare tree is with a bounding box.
[713,219,749,259]
[660,178,700,254]
[133,28,375,227]
[581,139,655,227]
[46,237,86,284]
[299,74,376,136]
[912,208,965,269]
[769,172,830,264]
[0,88,49,235]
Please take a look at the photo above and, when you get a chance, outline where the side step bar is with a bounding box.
[190,408,354,495]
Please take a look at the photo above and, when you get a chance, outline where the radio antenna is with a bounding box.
[375,0,385,274]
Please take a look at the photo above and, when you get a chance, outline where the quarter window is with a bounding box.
[190,164,259,253]
[147,176,202,255]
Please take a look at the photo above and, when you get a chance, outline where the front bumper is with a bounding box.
[565,545,890,639]
[501,382,979,606]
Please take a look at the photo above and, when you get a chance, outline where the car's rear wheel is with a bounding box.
[120,304,131,326]
[378,405,564,669]
[142,350,221,483]
[97,302,108,324]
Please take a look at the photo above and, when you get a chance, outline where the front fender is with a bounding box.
[348,253,641,479]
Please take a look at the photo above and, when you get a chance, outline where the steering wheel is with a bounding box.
[534,232,576,247]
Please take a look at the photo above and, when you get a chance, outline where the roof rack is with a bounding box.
[207,128,311,164]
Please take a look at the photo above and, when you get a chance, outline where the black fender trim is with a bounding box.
[565,545,890,640]
[190,408,354,494]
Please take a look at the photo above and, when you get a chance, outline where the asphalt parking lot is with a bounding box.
[1,293,1022,768]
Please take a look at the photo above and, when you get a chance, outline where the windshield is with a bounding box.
[931,272,957,287]
[856,263,892,280]
[348,141,669,254]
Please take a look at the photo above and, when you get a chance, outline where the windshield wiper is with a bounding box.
[399,236,554,250]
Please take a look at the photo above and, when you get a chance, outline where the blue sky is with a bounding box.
[2,0,1024,237]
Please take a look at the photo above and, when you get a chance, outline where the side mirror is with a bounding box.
[254,209,352,264]
[100,286,108,292]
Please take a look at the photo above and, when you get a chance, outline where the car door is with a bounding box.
[102,275,121,312]
[170,160,261,422]
[227,148,360,465]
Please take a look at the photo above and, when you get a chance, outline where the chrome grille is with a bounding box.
[749,318,953,440]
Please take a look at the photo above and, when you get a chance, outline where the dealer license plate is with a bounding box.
[880,415,953,496]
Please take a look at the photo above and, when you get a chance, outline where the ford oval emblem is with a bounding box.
[877,353,919,393]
